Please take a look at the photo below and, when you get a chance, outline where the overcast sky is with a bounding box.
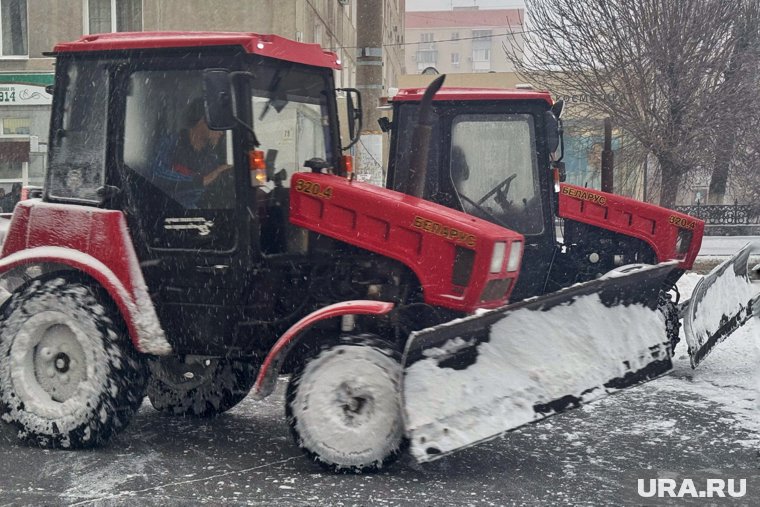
[406,0,525,10]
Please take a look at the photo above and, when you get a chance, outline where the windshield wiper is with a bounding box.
[259,67,290,121]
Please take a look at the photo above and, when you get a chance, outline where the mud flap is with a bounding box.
[683,242,760,368]
[401,262,678,463]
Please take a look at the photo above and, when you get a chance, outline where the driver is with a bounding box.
[450,145,470,193]
[154,98,232,208]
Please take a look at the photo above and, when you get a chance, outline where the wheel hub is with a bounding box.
[32,324,87,403]
[336,382,375,426]
[54,353,70,373]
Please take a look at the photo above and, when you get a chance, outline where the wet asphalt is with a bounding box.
[0,360,757,507]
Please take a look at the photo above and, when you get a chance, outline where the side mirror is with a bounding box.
[378,117,392,133]
[551,99,564,119]
[337,88,362,150]
[545,111,560,154]
[202,69,236,130]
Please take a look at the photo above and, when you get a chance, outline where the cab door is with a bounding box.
[442,108,557,300]
[118,64,250,353]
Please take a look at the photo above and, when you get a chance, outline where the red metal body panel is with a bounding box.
[0,200,171,355]
[392,87,553,105]
[289,172,524,312]
[253,300,395,399]
[51,31,341,70]
[557,183,704,269]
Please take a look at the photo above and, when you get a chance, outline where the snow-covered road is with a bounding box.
[0,280,757,505]
[699,236,759,256]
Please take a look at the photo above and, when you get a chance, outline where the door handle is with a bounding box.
[195,265,229,273]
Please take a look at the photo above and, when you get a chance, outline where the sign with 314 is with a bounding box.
[0,84,52,106]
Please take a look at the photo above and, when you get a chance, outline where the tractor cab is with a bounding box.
[387,87,560,300]
[42,33,355,355]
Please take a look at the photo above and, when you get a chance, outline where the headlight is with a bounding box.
[490,242,507,273]
[506,241,522,272]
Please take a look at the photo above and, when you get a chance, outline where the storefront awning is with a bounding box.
[0,74,54,86]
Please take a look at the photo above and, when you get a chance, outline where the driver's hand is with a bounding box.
[203,164,233,186]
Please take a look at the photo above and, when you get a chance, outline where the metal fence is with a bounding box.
[674,201,760,225]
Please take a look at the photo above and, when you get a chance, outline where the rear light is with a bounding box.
[341,155,354,180]
[489,242,506,273]
[506,241,522,272]
[676,229,692,257]
[249,149,266,186]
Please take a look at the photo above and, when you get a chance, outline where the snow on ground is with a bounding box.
[698,236,759,256]
[665,273,760,447]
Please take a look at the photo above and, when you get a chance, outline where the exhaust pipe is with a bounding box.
[407,75,446,198]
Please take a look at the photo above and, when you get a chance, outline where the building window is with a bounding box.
[86,0,142,34]
[416,50,437,64]
[451,52,460,66]
[0,117,30,135]
[0,0,28,57]
[472,48,491,61]
[472,29,492,41]
[420,32,434,43]
[451,32,459,41]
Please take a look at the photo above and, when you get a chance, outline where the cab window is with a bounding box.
[450,114,543,234]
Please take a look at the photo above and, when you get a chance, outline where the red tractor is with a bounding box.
[0,33,755,472]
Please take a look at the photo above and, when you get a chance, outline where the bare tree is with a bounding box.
[504,0,760,208]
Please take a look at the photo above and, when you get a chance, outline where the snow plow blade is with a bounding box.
[683,242,760,368]
[402,262,678,463]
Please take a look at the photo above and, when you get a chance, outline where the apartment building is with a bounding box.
[0,0,360,194]
[404,7,523,75]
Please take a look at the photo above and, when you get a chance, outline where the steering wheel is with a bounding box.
[458,192,510,229]
[477,173,517,205]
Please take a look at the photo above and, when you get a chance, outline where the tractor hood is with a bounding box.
[288,172,524,312]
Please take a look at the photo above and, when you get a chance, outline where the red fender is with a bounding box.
[252,300,394,399]
[0,201,171,355]
[558,183,704,269]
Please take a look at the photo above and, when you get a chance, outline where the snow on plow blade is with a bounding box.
[402,262,678,463]
[683,242,760,368]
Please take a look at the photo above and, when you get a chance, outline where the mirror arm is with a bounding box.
[234,117,260,147]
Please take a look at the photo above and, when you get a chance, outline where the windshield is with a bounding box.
[391,103,543,234]
[46,58,109,202]
[250,65,332,187]
[451,114,543,234]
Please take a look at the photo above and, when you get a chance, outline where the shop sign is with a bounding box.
[0,83,52,106]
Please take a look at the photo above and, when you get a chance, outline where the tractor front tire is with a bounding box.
[286,335,406,473]
[659,291,681,356]
[0,278,147,449]
[147,357,256,417]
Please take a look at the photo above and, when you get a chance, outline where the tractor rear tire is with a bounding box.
[147,357,256,417]
[286,335,406,473]
[0,277,147,449]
